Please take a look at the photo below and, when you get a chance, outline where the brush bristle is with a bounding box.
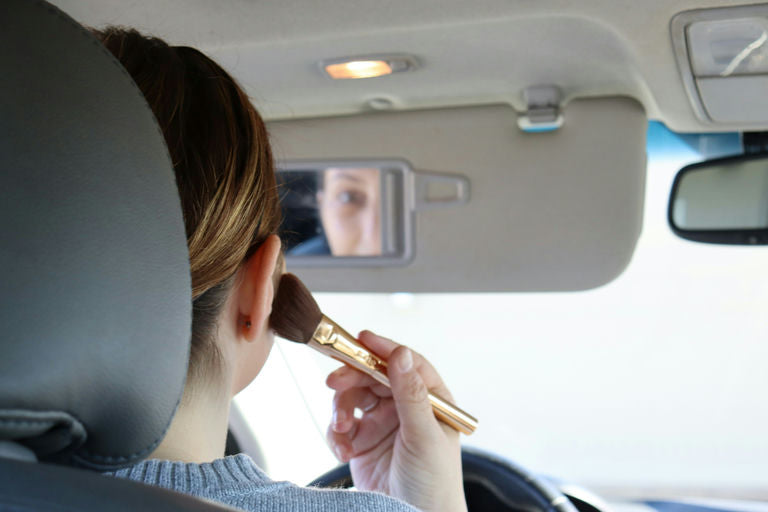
[270,273,323,343]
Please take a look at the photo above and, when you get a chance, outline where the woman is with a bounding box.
[94,28,467,512]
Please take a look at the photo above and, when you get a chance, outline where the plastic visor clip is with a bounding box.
[517,85,564,133]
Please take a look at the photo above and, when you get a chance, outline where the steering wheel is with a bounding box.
[309,447,582,512]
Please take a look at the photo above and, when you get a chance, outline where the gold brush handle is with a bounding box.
[310,316,478,435]
[427,393,478,436]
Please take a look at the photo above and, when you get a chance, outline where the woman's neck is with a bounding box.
[149,378,233,463]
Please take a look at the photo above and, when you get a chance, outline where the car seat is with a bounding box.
[0,0,234,509]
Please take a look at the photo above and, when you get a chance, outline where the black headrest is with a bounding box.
[0,0,192,469]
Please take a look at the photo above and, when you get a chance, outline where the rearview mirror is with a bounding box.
[277,159,469,266]
[668,154,768,244]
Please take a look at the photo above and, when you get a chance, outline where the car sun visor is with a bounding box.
[268,98,646,292]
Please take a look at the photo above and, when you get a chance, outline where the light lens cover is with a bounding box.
[325,60,393,79]
[688,18,768,77]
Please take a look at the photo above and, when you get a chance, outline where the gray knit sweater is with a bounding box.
[105,454,419,512]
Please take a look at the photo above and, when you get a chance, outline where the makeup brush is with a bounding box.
[270,273,477,435]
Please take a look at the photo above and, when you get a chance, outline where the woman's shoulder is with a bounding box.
[251,482,419,512]
[105,454,418,512]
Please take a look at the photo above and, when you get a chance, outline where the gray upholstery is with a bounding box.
[0,0,191,470]
[0,458,238,511]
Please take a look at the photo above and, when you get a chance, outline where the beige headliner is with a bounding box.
[52,0,755,133]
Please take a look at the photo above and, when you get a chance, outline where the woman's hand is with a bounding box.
[325,330,467,512]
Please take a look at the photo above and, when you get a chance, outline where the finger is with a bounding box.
[346,397,398,456]
[359,331,455,403]
[326,365,391,396]
[356,330,400,359]
[326,422,356,462]
[327,398,399,459]
[331,387,381,434]
[387,346,441,447]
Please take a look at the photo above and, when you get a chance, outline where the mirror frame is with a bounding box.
[277,158,416,266]
[668,153,768,245]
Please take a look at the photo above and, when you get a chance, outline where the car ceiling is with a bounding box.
[51,0,755,133]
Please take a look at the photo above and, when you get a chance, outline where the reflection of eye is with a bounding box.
[336,190,367,207]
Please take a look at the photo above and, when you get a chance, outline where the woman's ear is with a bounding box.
[237,234,282,342]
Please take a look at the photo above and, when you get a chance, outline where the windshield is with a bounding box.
[235,122,768,500]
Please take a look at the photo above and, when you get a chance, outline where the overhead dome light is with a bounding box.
[687,18,768,77]
[321,55,418,80]
[672,4,768,125]
[326,60,392,79]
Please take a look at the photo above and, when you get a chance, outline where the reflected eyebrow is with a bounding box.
[327,172,364,183]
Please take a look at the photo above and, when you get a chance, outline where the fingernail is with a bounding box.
[332,409,347,432]
[361,395,380,412]
[397,348,413,373]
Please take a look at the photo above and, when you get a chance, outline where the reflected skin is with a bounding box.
[317,168,382,256]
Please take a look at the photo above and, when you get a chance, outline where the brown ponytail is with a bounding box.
[94,27,282,377]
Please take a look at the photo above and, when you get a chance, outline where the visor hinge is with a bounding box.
[518,85,564,133]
